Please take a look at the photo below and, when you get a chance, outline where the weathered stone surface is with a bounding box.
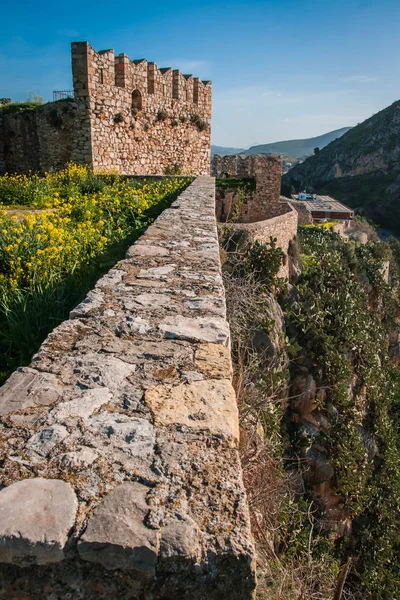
[87,413,155,465]
[195,343,233,379]
[0,478,77,565]
[146,379,239,443]
[78,482,158,574]
[138,265,175,279]
[0,368,62,416]
[69,289,105,319]
[125,293,176,311]
[61,446,100,468]
[159,315,230,345]
[27,425,69,457]
[160,517,199,558]
[0,178,256,599]
[127,245,170,258]
[49,388,112,421]
[72,353,137,389]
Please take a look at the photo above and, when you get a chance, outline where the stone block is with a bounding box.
[145,379,239,443]
[0,368,62,416]
[159,315,230,345]
[78,482,158,574]
[0,478,77,565]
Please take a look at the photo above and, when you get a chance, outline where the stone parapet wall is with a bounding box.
[0,102,78,175]
[332,222,345,236]
[213,154,281,180]
[286,199,313,225]
[0,178,256,599]
[228,202,298,278]
[213,154,282,223]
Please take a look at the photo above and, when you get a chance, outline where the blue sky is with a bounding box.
[1,0,399,147]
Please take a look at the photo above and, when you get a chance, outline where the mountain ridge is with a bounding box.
[282,100,400,230]
[212,127,351,158]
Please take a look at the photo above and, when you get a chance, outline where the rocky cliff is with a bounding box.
[282,100,400,230]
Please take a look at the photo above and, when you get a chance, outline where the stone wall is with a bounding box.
[70,42,212,175]
[0,42,212,176]
[0,102,78,175]
[0,178,256,599]
[213,154,282,223]
[287,199,313,225]
[332,222,345,236]
[225,202,298,278]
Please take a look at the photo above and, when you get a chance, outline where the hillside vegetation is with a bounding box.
[282,101,400,231]
[221,226,400,600]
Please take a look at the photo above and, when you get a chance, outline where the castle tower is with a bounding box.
[71,42,212,175]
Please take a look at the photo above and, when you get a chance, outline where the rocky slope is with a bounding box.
[282,100,400,230]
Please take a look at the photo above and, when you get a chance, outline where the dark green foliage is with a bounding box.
[288,226,400,598]
[189,113,208,131]
[216,177,256,193]
[156,110,168,121]
[243,239,285,291]
[221,235,284,293]
[0,102,43,115]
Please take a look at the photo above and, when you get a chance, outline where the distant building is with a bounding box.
[290,193,354,225]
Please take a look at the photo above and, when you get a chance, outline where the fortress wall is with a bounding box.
[0,177,256,600]
[72,43,212,175]
[0,42,211,176]
[213,154,282,222]
[225,202,298,278]
[0,101,78,174]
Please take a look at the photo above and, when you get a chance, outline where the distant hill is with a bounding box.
[212,127,351,159]
[242,127,352,158]
[282,100,400,231]
[211,145,246,156]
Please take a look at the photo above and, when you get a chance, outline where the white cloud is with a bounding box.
[340,75,378,83]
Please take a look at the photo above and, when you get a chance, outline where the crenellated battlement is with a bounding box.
[72,42,212,114]
[1,42,212,176]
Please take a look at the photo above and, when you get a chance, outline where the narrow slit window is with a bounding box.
[132,89,143,112]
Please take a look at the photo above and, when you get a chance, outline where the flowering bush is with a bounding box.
[0,164,190,381]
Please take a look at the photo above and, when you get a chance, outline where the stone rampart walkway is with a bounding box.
[0,177,256,599]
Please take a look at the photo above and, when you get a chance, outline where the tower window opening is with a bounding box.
[132,89,143,112]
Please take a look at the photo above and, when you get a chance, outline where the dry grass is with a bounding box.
[224,269,355,600]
